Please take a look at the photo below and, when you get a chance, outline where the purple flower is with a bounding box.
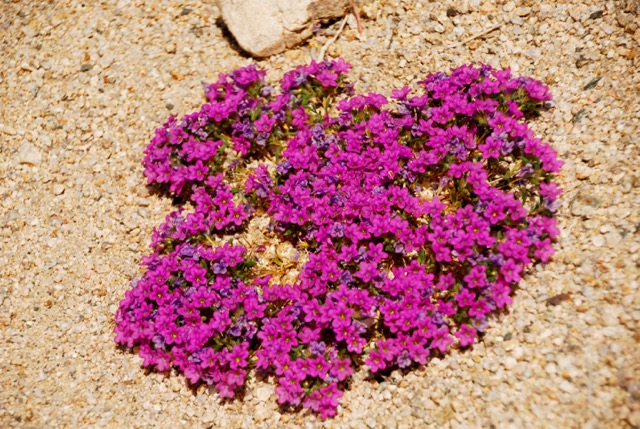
[355,261,379,283]
[366,350,387,373]
[329,358,353,381]
[540,181,562,200]
[330,222,345,238]
[309,341,327,356]
[431,327,454,353]
[500,258,523,283]
[464,265,488,289]
[396,350,412,368]
[117,60,561,420]
[212,260,228,275]
[455,324,477,347]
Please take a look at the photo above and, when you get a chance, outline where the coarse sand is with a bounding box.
[0,1,638,427]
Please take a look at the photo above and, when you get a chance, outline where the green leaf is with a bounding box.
[418,249,427,265]
[243,260,257,269]
[504,170,514,181]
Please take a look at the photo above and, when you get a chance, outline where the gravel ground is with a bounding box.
[1,0,639,428]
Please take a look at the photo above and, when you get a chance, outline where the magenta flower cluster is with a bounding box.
[115,60,562,418]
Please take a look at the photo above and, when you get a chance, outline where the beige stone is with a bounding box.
[218,0,349,57]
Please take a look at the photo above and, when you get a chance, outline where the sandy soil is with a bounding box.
[0,0,638,427]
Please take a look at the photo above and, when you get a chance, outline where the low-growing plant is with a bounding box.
[115,60,562,419]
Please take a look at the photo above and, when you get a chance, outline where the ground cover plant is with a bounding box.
[114,60,562,418]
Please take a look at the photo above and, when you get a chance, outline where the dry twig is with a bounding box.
[447,23,501,49]
[350,0,363,34]
[317,15,349,62]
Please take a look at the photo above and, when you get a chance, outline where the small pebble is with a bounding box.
[0,123,17,135]
[165,43,177,54]
[591,235,605,247]
[53,184,65,195]
[16,142,42,165]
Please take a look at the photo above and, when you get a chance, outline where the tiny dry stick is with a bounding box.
[447,23,501,48]
[350,0,363,34]
[317,16,349,62]
[384,14,398,50]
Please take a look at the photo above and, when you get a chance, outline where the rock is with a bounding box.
[618,13,633,28]
[53,184,65,195]
[254,385,272,402]
[570,187,601,218]
[165,42,176,54]
[605,231,622,248]
[591,234,604,247]
[0,123,17,135]
[253,404,271,422]
[16,142,43,165]
[40,133,52,147]
[524,48,541,60]
[503,356,517,370]
[218,0,350,57]
[575,163,592,180]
